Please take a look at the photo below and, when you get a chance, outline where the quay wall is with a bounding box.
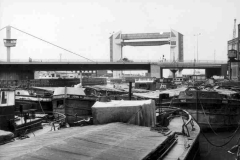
[0,70,34,80]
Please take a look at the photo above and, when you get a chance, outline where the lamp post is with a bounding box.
[194,33,201,62]
[59,53,62,62]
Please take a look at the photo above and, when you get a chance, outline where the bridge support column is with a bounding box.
[205,68,221,78]
[6,26,11,62]
[149,65,162,78]
[170,69,178,79]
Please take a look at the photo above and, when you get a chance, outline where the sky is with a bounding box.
[0,0,239,63]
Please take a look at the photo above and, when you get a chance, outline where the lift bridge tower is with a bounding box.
[109,29,184,78]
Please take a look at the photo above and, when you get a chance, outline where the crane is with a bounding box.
[232,18,237,49]
[228,19,237,80]
[233,18,237,41]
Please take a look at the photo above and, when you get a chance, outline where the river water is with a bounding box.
[199,129,240,160]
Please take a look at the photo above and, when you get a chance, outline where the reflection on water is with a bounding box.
[199,129,240,160]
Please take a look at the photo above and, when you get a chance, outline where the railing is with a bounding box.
[157,106,195,137]
[0,59,227,64]
[181,109,195,137]
[14,111,66,137]
[48,112,66,131]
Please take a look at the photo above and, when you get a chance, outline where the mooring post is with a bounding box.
[159,94,162,114]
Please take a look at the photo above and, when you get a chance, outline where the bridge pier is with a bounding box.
[170,69,178,79]
[149,64,162,78]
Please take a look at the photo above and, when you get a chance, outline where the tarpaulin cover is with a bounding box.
[92,100,156,127]
[133,87,187,99]
[53,87,85,96]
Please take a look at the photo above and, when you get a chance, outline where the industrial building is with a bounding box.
[228,21,240,80]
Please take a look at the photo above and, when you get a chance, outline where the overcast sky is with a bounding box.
[0,0,239,62]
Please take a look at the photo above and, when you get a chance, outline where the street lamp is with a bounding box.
[194,33,201,62]
[59,53,62,62]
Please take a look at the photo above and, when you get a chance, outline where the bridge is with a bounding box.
[110,30,184,77]
[0,59,227,80]
[0,26,228,80]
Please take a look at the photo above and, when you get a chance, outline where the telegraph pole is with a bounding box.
[194,33,201,62]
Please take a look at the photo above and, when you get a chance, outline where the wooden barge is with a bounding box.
[0,116,200,160]
[133,86,240,130]
[52,87,97,125]
[170,88,240,130]
[0,88,46,137]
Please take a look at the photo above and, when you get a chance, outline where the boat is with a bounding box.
[0,88,15,131]
[134,77,158,91]
[0,87,66,140]
[0,99,200,160]
[84,85,127,97]
[15,87,54,113]
[158,78,176,90]
[52,87,97,126]
[84,84,147,100]
[133,87,187,105]
[166,87,240,130]
[0,88,47,137]
[133,85,240,130]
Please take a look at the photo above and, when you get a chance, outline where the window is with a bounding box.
[1,92,7,104]
[57,100,64,108]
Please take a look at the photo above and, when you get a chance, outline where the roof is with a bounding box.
[31,87,55,92]
[53,87,85,96]
[85,85,127,93]
[134,87,187,99]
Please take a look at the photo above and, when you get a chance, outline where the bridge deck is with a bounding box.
[0,61,226,71]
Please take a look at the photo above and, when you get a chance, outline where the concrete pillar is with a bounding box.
[160,68,163,78]
[170,69,178,78]
[110,31,122,62]
[110,31,123,77]
[6,26,11,62]
[149,64,161,78]
[170,30,184,62]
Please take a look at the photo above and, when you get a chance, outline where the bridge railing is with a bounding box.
[0,59,227,64]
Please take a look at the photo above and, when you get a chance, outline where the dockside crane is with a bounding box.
[233,19,237,40]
